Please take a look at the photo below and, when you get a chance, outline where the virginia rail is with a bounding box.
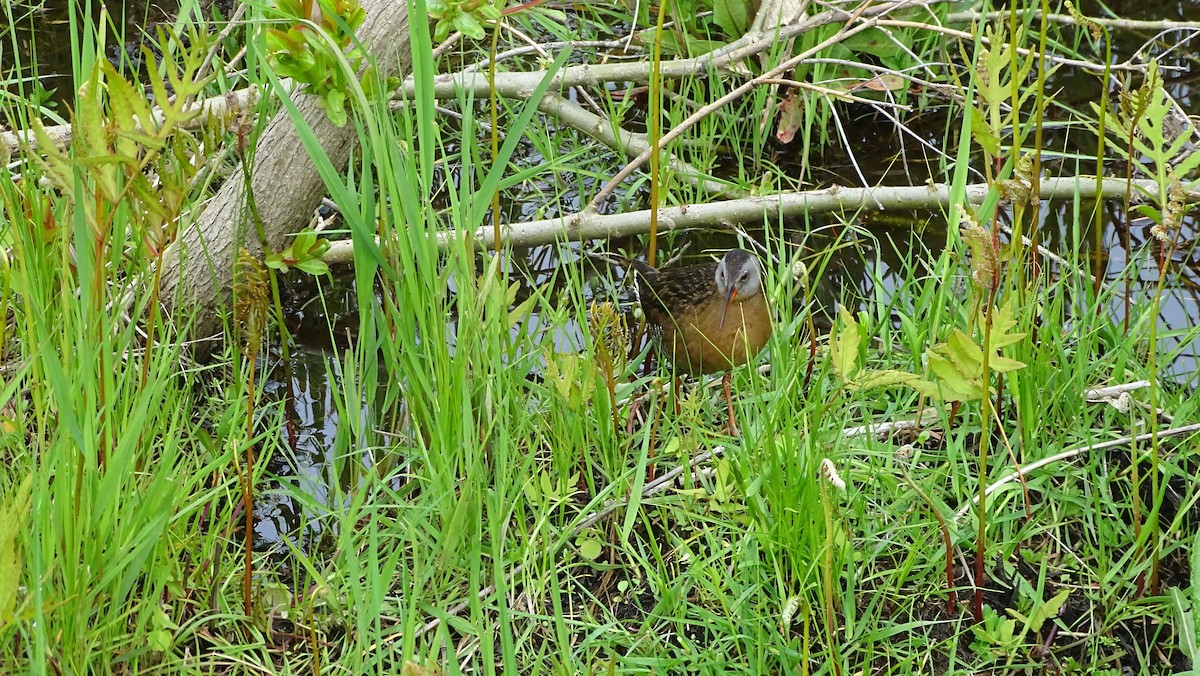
[635,248,772,433]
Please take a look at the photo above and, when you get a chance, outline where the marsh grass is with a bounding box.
[1,0,1200,673]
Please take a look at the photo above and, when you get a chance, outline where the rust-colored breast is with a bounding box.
[638,264,772,375]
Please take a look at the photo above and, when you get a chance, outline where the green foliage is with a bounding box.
[1014,588,1071,635]
[27,30,211,260]
[574,531,604,561]
[0,477,31,625]
[544,351,597,410]
[970,589,1071,665]
[909,300,1026,403]
[830,307,919,391]
[711,0,749,38]
[0,62,248,665]
[967,20,1049,170]
[266,229,332,276]
[3,1,1199,673]
[1098,61,1200,177]
[265,0,389,126]
[1091,61,1200,236]
[1171,530,1200,665]
[830,298,1028,404]
[428,0,502,42]
[970,604,1023,660]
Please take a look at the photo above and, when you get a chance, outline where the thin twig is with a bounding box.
[463,40,639,74]
[1085,380,1174,423]
[842,407,942,439]
[431,31,463,59]
[878,18,1159,73]
[1085,381,1152,399]
[402,0,943,102]
[948,9,1200,32]
[3,84,277,153]
[758,77,913,110]
[534,92,744,199]
[954,423,1200,519]
[587,0,905,212]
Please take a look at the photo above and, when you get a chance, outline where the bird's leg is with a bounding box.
[722,372,738,436]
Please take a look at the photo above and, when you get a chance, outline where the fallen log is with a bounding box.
[157,0,411,352]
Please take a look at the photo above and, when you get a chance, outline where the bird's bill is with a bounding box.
[719,286,738,329]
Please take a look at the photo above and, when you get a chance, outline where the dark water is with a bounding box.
[0,0,180,119]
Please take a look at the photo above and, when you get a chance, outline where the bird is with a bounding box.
[634,248,772,434]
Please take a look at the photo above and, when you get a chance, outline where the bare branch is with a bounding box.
[322,177,1177,261]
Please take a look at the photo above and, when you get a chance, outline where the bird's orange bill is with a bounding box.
[719,287,738,329]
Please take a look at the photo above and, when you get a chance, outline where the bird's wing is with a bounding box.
[636,263,718,320]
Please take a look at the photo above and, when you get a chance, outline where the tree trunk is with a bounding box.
[159,0,411,352]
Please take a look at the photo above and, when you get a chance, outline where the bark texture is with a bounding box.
[159,0,410,349]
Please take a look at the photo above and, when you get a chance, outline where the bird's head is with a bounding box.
[715,249,763,329]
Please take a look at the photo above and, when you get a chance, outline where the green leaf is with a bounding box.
[713,0,749,37]
[261,582,293,615]
[997,616,1017,643]
[972,116,1002,156]
[265,28,300,55]
[830,309,921,392]
[323,92,348,127]
[265,253,290,272]
[147,629,172,652]
[26,119,72,192]
[1171,586,1196,662]
[1025,588,1071,634]
[433,19,452,42]
[926,350,984,401]
[309,238,331,258]
[830,306,861,383]
[1132,204,1163,223]
[841,27,907,61]
[684,38,727,57]
[452,11,486,40]
[345,5,366,30]
[101,61,159,157]
[853,369,920,391]
[129,173,169,221]
[522,476,541,505]
[294,230,316,252]
[544,353,594,409]
[275,0,304,17]
[1192,526,1200,621]
[988,300,1027,349]
[509,291,538,329]
[989,354,1026,373]
[907,378,943,399]
[910,315,1027,402]
[944,330,984,370]
[295,258,330,276]
[1179,527,1200,662]
[577,535,603,561]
